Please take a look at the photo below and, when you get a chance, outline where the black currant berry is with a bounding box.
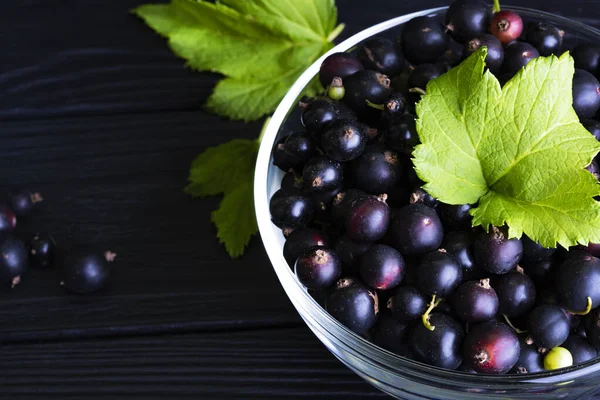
[521,258,555,286]
[409,313,464,369]
[8,191,43,217]
[555,253,600,314]
[0,236,28,287]
[463,320,520,374]
[384,114,419,155]
[0,205,17,237]
[562,334,597,364]
[391,203,444,255]
[302,156,343,193]
[334,234,372,272]
[301,99,339,135]
[409,187,439,209]
[382,93,408,122]
[439,203,473,231]
[502,42,540,76]
[417,249,463,298]
[445,0,492,44]
[463,34,504,74]
[521,235,556,262]
[451,279,499,322]
[343,70,391,114]
[401,16,450,64]
[322,118,368,161]
[584,308,600,348]
[295,246,342,290]
[26,232,56,269]
[275,132,317,169]
[331,188,364,226]
[319,52,364,88]
[387,285,428,322]
[407,63,444,94]
[442,231,483,280]
[62,250,114,294]
[582,119,600,142]
[269,188,313,230]
[283,228,331,268]
[510,336,544,374]
[492,269,537,317]
[345,194,390,243]
[526,21,563,56]
[370,312,410,354]
[572,44,600,75]
[527,305,570,349]
[326,277,378,334]
[350,144,402,195]
[473,226,523,275]
[490,10,523,45]
[358,37,405,76]
[359,244,405,291]
[310,185,342,221]
[572,69,600,120]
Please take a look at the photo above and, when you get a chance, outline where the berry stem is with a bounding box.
[326,23,346,43]
[566,296,593,315]
[409,87,427,96]
[493,0,501,13]
[421,295,442,331]
[503,314,527,334]
[365,100,385,111]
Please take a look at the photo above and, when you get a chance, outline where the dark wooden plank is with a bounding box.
[0,327,387,399]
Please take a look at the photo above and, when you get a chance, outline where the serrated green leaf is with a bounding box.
[413,48,600,248]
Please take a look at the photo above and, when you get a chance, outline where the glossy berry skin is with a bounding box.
[8,191,41,217]
[510,336,544,374]
[521,258,555,286]
[391,204,443,255]
[343,70,391,114]
[272,136,296,172]
[276,132,317,169]
[490,10,523,45]
[526,22,563,56]
[319,52,364,88]
[572,44,600,75]
[502,42,540,76]
[473,226,523,275]
[439,203,473,231]
[492,270,536,317]
[269,188,313,230]
[401,16,449,65]
[521,235,556,262]
[371,312,410,354]
[384,114,419,155]
[350,144,402,195]
[326,278,378,334]
[0,205,17,237]
[445,0,491,43]
[463,320,520,374]
[62,251,112,294]
[301,99,339,135]
[409,187,439,209]
[0,236,28,285]
[407,63,443,93]
[451,279,499,323]
[27,233,56,269]
[562,334,597,364]
[442,231,482,280]
[572,69,600,120]
[295,246,342,290]
[387,285,428,322]
[334,234,372,272]
[359,245,404,290]
[302,156,343,193]
[331,189,364,226]
[417,250,463,298]
[463,34,504,74]
[283,228,330,268]
[345,195,390,243]
[409,313,464,369]
[555,253,600,313]
[382,93,407,122]
[527,305,570,349]
[584,308,600,348]
[582,119,600,142]
[544,347,573,371]
[358,37,404,76]
[322,118,368,161]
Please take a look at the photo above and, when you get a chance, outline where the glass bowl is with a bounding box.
[254,6,600,399]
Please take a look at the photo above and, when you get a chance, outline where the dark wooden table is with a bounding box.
[1,1,599,398]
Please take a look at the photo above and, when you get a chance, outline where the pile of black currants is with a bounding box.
[269,0,600,374]
[0,190,114,294]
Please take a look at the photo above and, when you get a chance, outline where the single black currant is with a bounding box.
[0,205,17,237]
[521,235,556,262]
[301,99,339,135]
[283,228,331,268]
[572,69,600,119]
[438,203,473,231]
[463,33,504,74]
[331,188,364,226]
[276,132,317,169]
[322,118,368,161]
[527,305,570,349]
[269,188,314,231]
[343,70,392,114]
[451,279,499,322]
[358,37,405,76]
[445,0,491,43]
[382,92,408,122]
[492,268,537,317]
[526,21,563,56]
[490,10,523,45]
[390,203,444,255]
[8,191,43,217]
[409,187,439,209]
[409,313,464,369]
[62,250,114,294]
[359,244,405,290]
[473,226,523,275]
[384,114,419,155]
[334,234,373,273]
[417,249,463,298]
[349,144,402,194]
[302,156,343,193]
[26,232,56,269]
[562,334,597,364]
[370,312,410,354]
[502,42,540,76]
[401,16,450,64]
[442,231,483,280]
[0,236,28,287]
[319,52,364,88]
[295,246,342,290]
[387,285,428,322]
[510,336,544,374]
[326,277,379,334]
[572,44,600,75]
[463,320,520,374]
[407,63,444,95]
[555,253,600,314]
[345,194,390,242]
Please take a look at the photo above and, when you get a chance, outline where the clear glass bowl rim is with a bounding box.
[254,5,600,386]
